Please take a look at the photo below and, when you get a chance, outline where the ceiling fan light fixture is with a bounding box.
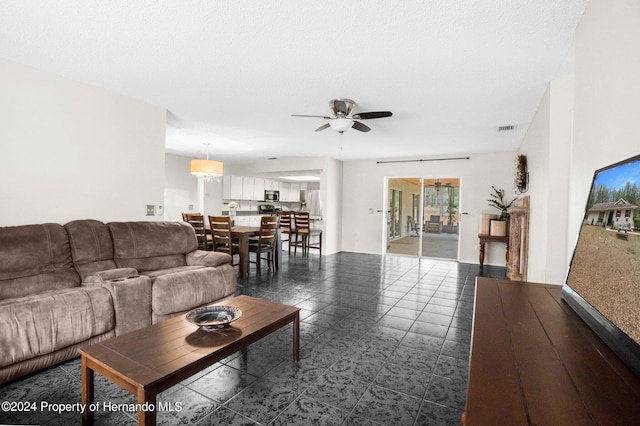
[329,118,353,133]
[293,98,391,133]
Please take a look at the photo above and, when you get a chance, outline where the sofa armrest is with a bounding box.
[82,268,139,286]
[83,270,152,336]
[102,275,152,336]
[186,250,232,267]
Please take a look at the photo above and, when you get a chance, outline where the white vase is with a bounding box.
[490,220,507,237]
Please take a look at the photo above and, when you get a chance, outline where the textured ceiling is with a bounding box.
[0,1,588,164]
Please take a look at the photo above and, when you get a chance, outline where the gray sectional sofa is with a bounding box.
[0,219,236,384]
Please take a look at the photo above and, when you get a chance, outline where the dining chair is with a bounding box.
[182,213,213,251]
[277,210,293,255]
[208,215,239,265]
[292,211,322,256]
[248,215,279,275]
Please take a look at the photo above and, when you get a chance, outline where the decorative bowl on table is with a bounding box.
[186,306,242,331]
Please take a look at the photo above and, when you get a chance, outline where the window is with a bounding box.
[616,210,621,218]
[625,210,631,218]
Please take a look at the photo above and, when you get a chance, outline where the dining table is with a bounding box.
[231,225,281,279]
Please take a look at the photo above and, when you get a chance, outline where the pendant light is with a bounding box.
[190,143,223,182]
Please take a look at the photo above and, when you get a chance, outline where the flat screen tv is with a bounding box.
[563,154,640,378]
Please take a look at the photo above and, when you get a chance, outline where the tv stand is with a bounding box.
[463,278,640,425]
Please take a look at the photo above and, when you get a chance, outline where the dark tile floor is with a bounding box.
[0,252,506,425]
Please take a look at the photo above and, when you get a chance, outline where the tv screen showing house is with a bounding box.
[563,154,640,377]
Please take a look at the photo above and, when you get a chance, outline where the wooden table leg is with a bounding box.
[81,355,94,426]
[137,386,156,426]
[238,234,249,279]
[293,312,300,362]
[275,230,281,271]
[479,240,486,268]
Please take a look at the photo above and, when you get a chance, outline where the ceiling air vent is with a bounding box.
[498,125,517,132]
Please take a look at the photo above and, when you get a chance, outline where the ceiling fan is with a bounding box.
[426,180,454,192]
[292,98,392,133]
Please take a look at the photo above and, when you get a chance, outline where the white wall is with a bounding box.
[341,152,518,265]
[0,59,166,226]
[546,80,574,284]
[519,0,640,284]
[568,0,640,267]
[164,153,223,221]
[519,80,574,284]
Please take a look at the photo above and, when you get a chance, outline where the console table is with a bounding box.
[477,234,508,267]
[463,278,640,425]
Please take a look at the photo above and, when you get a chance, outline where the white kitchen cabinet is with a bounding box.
[225,175,303,202]
[279,182,290,201]
[223,175,244,200]
[233,215,262,227]
[265,180,279,191]
[247,215,262,227]
[242,177,254,200]
[253,178,265,201]
[231,175,243,199]
[289,183,301,202]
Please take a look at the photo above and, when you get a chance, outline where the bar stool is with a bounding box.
[292,211,322,256]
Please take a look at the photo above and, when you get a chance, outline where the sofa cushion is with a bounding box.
[149,265,237,316]
[186,250,232,268]
[0,287,114,368]
[0,271,81,301]
[65,219,117,281]
[108,222,198,271]
[0,223,79,299]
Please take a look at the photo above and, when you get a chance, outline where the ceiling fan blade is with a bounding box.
[292,114,332,119]
[352,121,371,132]
[352,111,393,120]
[314,123,331,132]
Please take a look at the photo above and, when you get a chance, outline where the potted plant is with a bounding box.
[445,203,458,233]
[487,186,517,236]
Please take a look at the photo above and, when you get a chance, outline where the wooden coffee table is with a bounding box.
[79,295,300,425]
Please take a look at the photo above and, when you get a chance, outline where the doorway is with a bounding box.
[386,177,460,260]
[422,178,460,259]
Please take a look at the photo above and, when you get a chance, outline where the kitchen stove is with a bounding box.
[258,204,277,214]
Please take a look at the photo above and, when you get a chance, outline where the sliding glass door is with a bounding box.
[386,178,421,257]
[386,177,460,260]
[422,178,460,259]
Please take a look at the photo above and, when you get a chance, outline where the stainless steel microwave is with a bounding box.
[264,190,279,202]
